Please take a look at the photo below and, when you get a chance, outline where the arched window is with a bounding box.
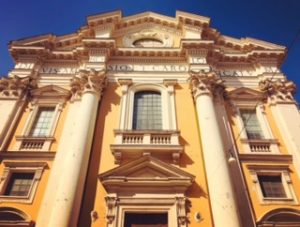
[0,207,33,226]
[258,208,300,226]
[0,209,25,221]
[132,91,162,130]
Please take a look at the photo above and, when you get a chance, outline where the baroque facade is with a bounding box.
[0,11,300,227]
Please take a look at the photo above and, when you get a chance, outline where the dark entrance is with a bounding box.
[124,212,168,227]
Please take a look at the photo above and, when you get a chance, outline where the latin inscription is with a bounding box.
[40,67,78,74]
[107,64,188,72]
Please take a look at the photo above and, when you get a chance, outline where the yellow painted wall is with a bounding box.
[7,102,70,152]
[79,82,214,227]
[0,160,52,221]
[241,162,300,222]
[227,102,300,222]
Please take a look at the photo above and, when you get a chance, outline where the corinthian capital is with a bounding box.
[0,75,37,98]
[259,78,296,104]
[70,69,107,98]
[189,70,224,99]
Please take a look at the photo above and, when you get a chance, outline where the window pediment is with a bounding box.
[99,156,194,193]
[227,87,265,101]
[30,85,71,100]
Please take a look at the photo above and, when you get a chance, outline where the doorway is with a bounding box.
[124,212,168,227]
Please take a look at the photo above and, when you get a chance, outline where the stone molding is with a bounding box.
[189,71,224,99]
[105,196,118,224]
[259,79,296,104]
[70,69,107,98]
[0,75,37,99]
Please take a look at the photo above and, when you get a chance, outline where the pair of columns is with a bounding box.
[36,69,106,227]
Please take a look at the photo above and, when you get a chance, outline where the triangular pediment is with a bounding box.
[227,87,265,100]
[99,156,195,193]
[31,85,71,99]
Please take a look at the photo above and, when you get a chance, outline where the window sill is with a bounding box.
[0,195,32,204]
[261,197,297,205]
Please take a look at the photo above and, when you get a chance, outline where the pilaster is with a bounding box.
[0,75,37,151]
[259,79,300,176]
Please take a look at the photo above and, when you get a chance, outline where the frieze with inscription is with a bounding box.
[40,66,79,74]
[107,64,188,72]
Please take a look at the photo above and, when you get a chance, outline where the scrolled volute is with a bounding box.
[0,75,37,97]
[189,70,224,98]
[70,69,107,97]
[259,78,296,103]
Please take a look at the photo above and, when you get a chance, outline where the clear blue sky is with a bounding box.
[1,0,299,101]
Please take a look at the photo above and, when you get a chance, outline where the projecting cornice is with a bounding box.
[8,10,287,65]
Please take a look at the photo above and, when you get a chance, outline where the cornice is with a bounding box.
[8,11,287,66]
[0,151,56,161]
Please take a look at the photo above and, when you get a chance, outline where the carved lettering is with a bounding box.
[40,67,78,74]
[107,64,188,72]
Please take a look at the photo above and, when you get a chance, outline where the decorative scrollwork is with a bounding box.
[189,70,224,99]
[105,196,118,224]
[0,75,37,98]
[259,79,296,104]
[70,69,107,98]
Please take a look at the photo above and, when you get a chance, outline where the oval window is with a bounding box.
[133,38,163,47]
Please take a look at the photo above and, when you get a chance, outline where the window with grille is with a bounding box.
[240,109,264,139]
[4,173,34,196]
[29,107,55,137]
[258,175,287,198]
[132,91,162,130]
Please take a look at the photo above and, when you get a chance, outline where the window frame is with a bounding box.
[0,161,47,203]
[118,81,177,131]
[234,102,280,154]
[132,91,163,130]
[22,103,61,138]
[249,166,298,204]
[14,102,63,151]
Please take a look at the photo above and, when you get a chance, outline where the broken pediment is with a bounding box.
[99,156,195,193]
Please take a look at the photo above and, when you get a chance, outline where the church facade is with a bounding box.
[0,11,300,227]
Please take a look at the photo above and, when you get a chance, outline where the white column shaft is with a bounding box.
[47,92,100,227]
[195,94,240,227]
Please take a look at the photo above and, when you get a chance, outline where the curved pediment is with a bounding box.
[99,156,195,193]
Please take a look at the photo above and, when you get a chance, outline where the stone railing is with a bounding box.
[241,139,280,154]
[111,130,183,164]
[15,136,54,151]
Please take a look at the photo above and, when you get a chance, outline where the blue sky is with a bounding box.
[1,0,300,101]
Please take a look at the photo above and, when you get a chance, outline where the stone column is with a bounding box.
[37,69,106,227]
[259,79,300,175]
[189,72,240,227]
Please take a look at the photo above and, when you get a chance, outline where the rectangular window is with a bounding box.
[240,109,264,139]
[133,91,162,130]
[29,107,55,137]
[258,175,287,198]
[4,173,34,196]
